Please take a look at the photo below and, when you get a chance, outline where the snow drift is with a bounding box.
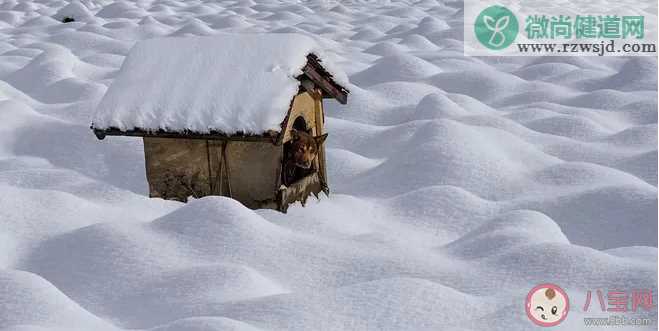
[0,0,656,330]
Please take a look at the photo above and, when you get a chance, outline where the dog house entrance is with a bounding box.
[282,116,318,186]
[292,116,308,131]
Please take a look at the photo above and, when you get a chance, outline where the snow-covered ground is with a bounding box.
[0,1,656,330]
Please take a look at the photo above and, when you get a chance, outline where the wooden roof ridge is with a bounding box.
[301,53,349,104]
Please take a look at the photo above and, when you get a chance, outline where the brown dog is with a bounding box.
[283,129,327,185]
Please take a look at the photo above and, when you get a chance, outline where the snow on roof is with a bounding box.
[92,33,347,135]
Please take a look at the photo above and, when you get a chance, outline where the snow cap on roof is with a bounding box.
[92,33,348,135]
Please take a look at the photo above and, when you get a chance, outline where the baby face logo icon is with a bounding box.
[474,5,519,50]
[525,283,569,327]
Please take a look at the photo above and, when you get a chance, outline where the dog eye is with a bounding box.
[551,306,558,315]
[535,306,544,311]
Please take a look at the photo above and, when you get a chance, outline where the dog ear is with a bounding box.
[314,133,328,145]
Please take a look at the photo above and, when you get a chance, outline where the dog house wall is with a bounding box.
[141,91,326,211]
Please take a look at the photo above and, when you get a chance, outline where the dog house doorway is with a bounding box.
[283,116,317,186]
[292,116,308,131]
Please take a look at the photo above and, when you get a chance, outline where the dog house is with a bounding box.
[91,34,348,212]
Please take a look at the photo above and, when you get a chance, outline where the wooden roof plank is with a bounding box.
[302,54,348,104]
[94,127,278,143]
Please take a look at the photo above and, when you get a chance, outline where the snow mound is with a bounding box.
[524,115,614,139]
[364,41,407,56]
[351,54,440,86]
[150,317,263,331]
[211,277,496,331]
[344,120,559,198]
[22,198,287,328]
[442,210,569,259]
[170,18,214,36]
[151,197,292,253]
[206,15,253,29]
[415,92,469,119]
[0,269,115,330]
[615,151,657,185]
[0,0,656,330]
[602,57,658,91]
[601,124,657,147]
[96,2,147,19]
[413,16,450,33]
[521,184,657,249]
[349,27,384,41]
[427,68,528,101]
[514,63,580,80]
[53,2,92,22]
[0,11,21,26]
[399,34,440,50]
[384,185,498,235]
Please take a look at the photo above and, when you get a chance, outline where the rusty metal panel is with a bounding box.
[143,137,212,201]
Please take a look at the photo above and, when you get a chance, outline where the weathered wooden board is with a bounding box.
[313,87,329,193]
[281,91,318,143]
[143,137,212,201]
[143,137,283,208]
[218,141,282,209]
[303,54,348,104]
[278,172,323,213]
[142,92,328,211]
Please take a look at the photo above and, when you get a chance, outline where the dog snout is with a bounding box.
[297,161,312,169]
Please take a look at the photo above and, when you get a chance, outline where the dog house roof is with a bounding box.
[91,33,348,137]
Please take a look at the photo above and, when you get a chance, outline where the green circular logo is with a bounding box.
[474,5,519,50]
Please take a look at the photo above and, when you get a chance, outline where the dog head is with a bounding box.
[289,129,327,169]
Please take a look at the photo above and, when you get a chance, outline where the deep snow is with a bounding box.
[0,0,656,331]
